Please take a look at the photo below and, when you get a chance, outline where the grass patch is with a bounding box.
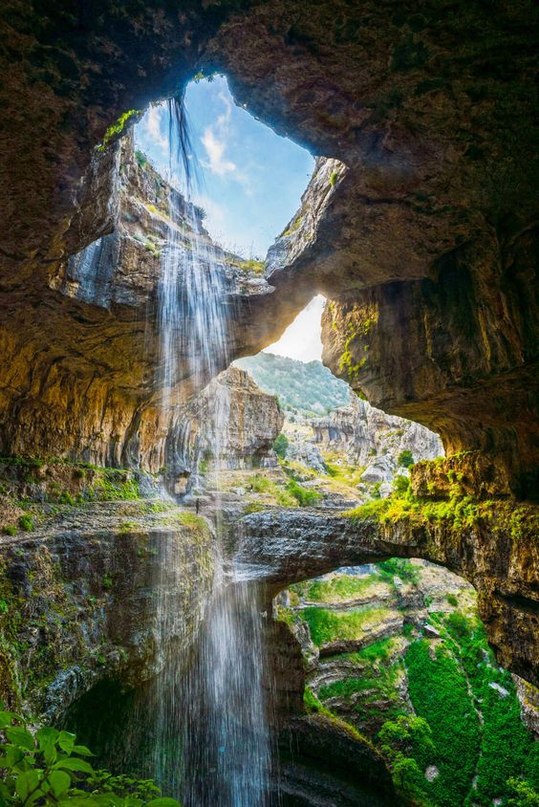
[377,558,420,586]
[246,474,297,507]
[333,636,398,665]
[294,574,376,603]
[405,639,481,806]
[302,606,391,647]
[285,478,321,507]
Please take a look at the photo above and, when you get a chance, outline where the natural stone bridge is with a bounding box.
[235,508,539,687]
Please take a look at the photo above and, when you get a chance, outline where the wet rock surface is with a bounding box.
[0,0,537,496]
[0,501,215,718]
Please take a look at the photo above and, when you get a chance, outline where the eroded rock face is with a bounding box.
[0,504,215,718]
[167,365,283,491]
[312,394,443,489]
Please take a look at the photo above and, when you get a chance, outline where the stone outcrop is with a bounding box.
[312,394,443,490]
[0,503,215,717]
[0,0,537,497]
[167,365,283,493]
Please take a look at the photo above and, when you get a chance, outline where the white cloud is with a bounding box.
[144,105,168,153]
[201,128,237,175]
[200,89,247,181]
[265,295,326,363]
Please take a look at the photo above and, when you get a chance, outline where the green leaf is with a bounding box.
[55,757,94,774]
[72,744,94,757]
[48,769,71,798]
[0,711,17,728]
[43,741,58,767]
[6,726,35,751]
[15,769,41,800]
[58,730,76,753]
[26,788,46,806]
[37,727,59,746]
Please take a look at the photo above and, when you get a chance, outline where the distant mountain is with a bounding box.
[235,352,352,416]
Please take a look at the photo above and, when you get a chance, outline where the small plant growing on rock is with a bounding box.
[17,515,34,532]
[272,433,289,459]
[0,708,180,805]
[398,450,414,468]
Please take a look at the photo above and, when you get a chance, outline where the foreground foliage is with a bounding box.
[0,711,179,806]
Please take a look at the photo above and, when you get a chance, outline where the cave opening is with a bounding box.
[134,73,317,263]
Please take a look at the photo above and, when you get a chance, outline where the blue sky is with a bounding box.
[135,75,315,258]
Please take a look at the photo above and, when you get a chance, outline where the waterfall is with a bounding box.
[146,97,274,804]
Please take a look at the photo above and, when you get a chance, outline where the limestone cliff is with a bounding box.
[0,502,215,718]
[167,365,284,494]
[311,395,443,492]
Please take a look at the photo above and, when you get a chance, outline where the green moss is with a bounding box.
[293,574,375,604]
[282,214,302,237]
[245,473,297,507]
[88,470,140,502]
[17,515,34,532]
[175,512,208,532]
[97,109,141,151]
[329,637,397,665]
[344,490,539,541]
[285,478,321,507]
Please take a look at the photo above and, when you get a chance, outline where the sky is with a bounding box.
[135,75,315,259]
[265,295,326,362]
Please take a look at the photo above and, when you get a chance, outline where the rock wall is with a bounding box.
[167,365,284,492]
[0,504,215,718]
[312,394,443,492]
[236,499,539,687]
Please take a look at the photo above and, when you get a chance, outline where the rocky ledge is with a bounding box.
[0,500,215,718]
[235,493,539,687]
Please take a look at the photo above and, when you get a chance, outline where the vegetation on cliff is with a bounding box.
[282,561,539,806]
[235,353,351,417]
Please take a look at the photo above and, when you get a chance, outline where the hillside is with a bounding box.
[235,352,351,416]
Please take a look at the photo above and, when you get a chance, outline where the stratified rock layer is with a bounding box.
[0,503,215,717]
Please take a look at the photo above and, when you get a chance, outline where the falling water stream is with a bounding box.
[152,97,274,805]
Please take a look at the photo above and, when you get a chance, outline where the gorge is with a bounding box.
[0,1,538,805]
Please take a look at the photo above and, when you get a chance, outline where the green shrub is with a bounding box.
[135,149,148,168]
[285,479,321,507]
[392,475,410,495]
[17,515,34,532]
[273,433,289,459]
[2,525,17,536]
[398,450,414,468]
[0,709,180,805]
[507,778,539,806]
[377,558,420,586]
[446,593,458,607]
